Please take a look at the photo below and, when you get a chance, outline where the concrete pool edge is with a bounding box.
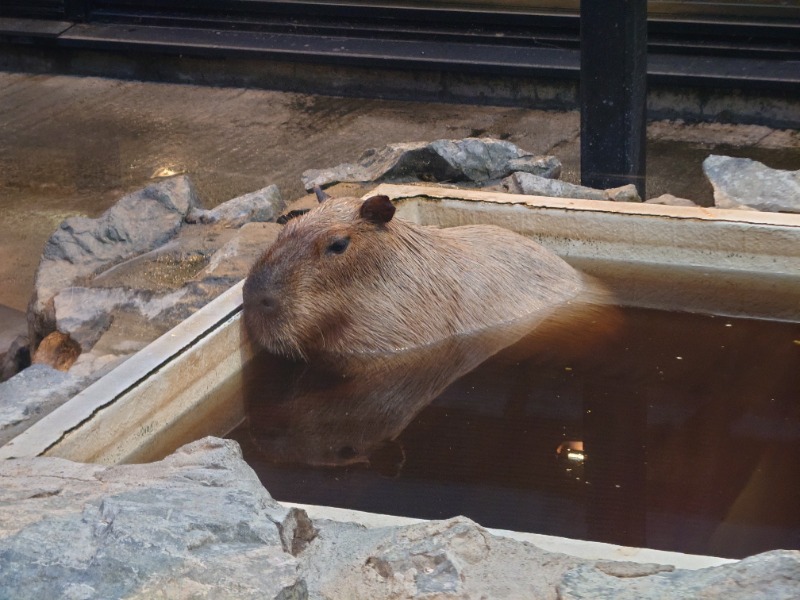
[0,280,248,462]
[381,183,800,273]
[377,183,800,227]
[385,184,800,320]
[283,502,736,570]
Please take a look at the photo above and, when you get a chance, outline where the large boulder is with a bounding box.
[52,220,284,362]
[28,176,202,349]
[27,180,284,357]
[0,437,314,600]
[301,516,587,599]
[28,179,285,354]
[703,155,800,213]
[301,138,562,190]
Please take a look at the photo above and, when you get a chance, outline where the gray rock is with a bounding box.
[301,514,799,599]
[67,351,131,381]
[35,183,283,357]
[0,437,314,600]
[593,561,675,577]
[502,172,642,202]
[1,345,137,444]
[65,222,282,360]
[53,286,188,351]
[45,223,277,361]
[302,515,583,599]
[0,364,86,446]
[29,176,202,347]
[508,175,606,198]
[186,184,285,227]
[10,181,286,445]
[301,138,561,190]
[88,241,215,294]
[645,193,699,207]
[604,184,641,202]
[559,550,800,600]
[197,222,283,281]
[703,155,800,213]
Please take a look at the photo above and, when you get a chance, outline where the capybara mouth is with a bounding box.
[242,305,303,359]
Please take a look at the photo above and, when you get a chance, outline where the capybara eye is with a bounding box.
[326,237,350,255]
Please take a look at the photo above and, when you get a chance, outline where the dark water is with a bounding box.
[229,308,800,559]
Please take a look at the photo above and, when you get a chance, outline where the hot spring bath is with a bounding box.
[2,184,798,564]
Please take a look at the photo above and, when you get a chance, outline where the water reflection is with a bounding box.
[241,309,577,468]
[232,307,800,559]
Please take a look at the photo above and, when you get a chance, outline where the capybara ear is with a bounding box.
[313,185,330,203]
[360,195,395,224]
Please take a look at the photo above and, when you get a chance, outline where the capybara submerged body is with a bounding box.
[243,193,593,361]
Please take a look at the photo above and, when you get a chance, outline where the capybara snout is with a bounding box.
[242,263,281,348]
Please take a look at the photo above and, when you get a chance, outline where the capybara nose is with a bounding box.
[243,264,279,314]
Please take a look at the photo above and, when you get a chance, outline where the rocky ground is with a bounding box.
[1,436,798,599]
[0,174,286,444]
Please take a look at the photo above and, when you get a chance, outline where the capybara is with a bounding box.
[242,191,616,467]
[243,193,606,362]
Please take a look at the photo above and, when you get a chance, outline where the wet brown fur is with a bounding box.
[244,195,610,362]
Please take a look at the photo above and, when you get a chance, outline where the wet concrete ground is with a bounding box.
[1,70,798,338]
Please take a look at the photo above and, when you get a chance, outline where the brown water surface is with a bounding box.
[229,307,800,559]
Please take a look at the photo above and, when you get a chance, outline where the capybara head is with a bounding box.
[244,192,594,360]
[244,194,401,359]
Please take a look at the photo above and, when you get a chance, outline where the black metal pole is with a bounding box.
[580,0,647,198]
